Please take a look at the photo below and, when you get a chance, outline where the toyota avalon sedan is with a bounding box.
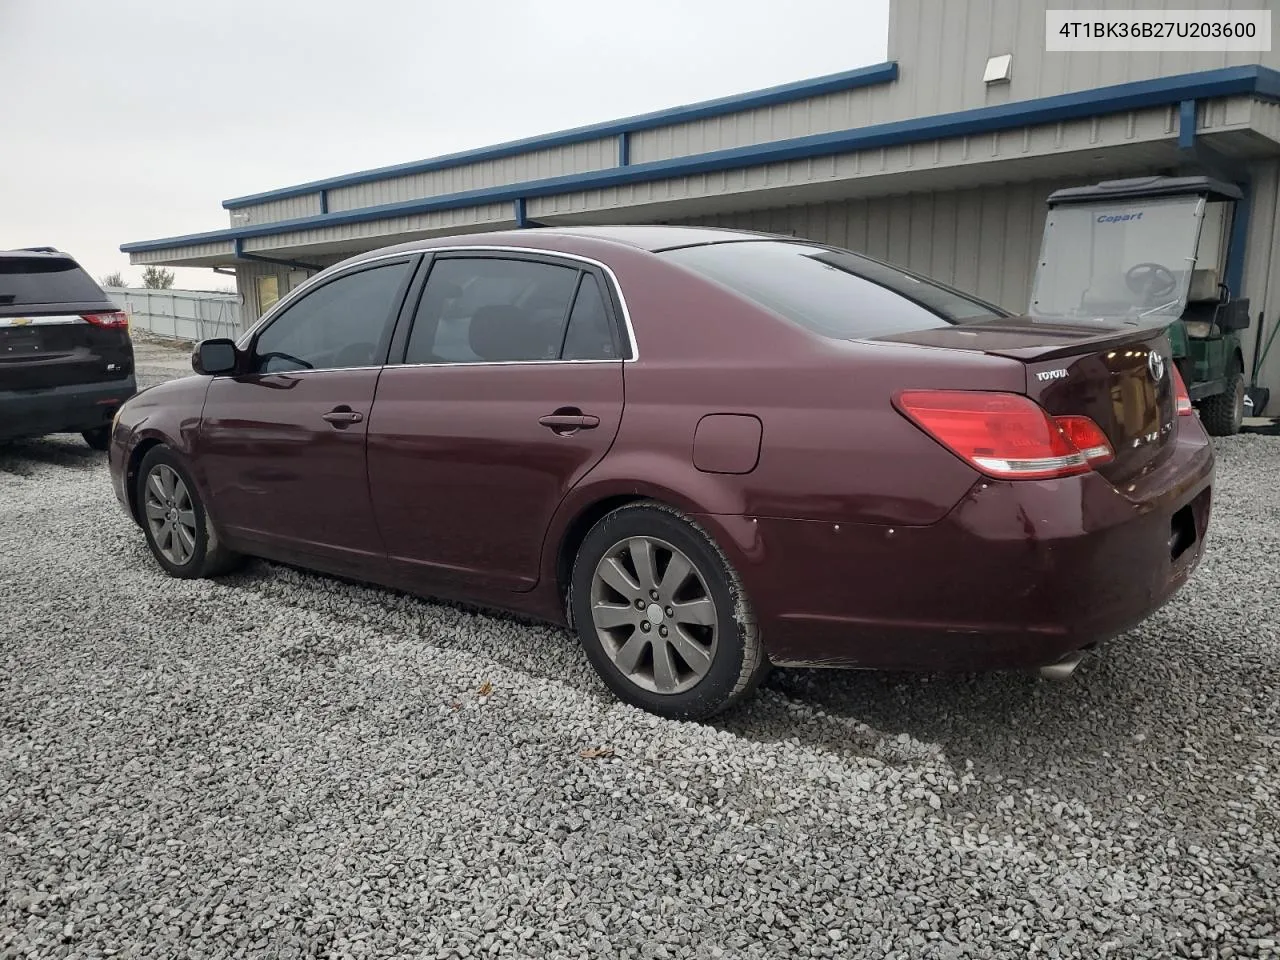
[108,226,1213,719]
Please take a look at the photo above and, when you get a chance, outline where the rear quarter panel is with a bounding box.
[537,244,1027,602]
[571,245,1021,520]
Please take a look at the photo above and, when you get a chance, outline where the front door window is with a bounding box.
[253,260,414,373]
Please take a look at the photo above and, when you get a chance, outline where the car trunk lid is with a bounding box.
[873,316,1179,484]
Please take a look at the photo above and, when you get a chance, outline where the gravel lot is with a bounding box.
[2,343,1277,959]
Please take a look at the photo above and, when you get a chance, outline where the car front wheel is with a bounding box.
[569,503,768,720]
[136,446,242,579]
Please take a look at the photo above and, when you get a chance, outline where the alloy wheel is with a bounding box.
[143,464,198,566]
[589,536,718,695]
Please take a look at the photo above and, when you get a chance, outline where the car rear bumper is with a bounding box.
[0,377,136,441]
[702,421,1215,671]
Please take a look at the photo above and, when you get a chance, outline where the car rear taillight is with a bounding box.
[895,390,1114,480]
[1171,364,1193,416]
[1053,415,1115,467]
[82,311,128,328]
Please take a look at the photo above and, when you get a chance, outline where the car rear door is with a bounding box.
[0,252,133,393]
[196,256,419,577]
[366,252,627,595]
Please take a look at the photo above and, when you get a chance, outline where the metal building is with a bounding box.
[121,0,1280,400]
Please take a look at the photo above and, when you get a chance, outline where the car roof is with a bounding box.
[513,225,779,251]
[352,225,784,264]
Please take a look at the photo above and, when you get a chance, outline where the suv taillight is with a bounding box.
[895,390,1114,481]
[1171,364,1194,416]
[82,311,128,328]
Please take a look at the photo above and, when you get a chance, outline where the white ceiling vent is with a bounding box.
[983,54,1013,84]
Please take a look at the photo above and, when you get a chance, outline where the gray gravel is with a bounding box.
[1,347,1277,959]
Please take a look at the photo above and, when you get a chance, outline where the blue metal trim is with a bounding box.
[123,65,1280,255]
[514,197,528,228]
[618,132,630,167]
[319,190,329,215]
[221,62,899,208]
[1225,181,1251,296]
[1178,99,1197,149]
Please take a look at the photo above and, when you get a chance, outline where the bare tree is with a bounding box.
[99,271,126,288]
[141,266,175,290]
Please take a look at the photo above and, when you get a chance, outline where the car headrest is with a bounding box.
[468,305,529,361]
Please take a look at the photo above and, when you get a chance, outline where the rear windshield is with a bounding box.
[661,240,1005,339]
[0,256,107,307]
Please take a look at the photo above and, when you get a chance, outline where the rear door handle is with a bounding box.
[538,410,600,433]
[322,406,364,427]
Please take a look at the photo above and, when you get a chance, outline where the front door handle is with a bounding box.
[322,406,364,428]
[538,409,600,434]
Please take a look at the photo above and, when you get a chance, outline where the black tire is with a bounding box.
[135,445,243,579]
[1199,357,1245,437]
[569,502,768,720]
[82,426,111,451]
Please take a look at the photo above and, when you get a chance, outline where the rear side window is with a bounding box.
[0,256,106,307]
[561,275,620,360]
[661,241,1004,339]
[405,257,580,363]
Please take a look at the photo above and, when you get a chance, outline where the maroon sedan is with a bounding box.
[108,226,1213,719]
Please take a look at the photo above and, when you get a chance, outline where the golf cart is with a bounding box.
[1029,176,1252,435]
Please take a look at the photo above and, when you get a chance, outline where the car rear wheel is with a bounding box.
[569,503,768,720]
[82,426,111,451]
[136,446,242,579]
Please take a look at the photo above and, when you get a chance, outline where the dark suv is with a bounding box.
[1,249,136,449]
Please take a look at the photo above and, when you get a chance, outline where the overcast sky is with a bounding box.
[0,0,888,290]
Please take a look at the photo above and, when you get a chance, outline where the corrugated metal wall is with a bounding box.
[327,139,617,215]
[131,241,235,265]
[231,194,323,227]
[625,1,1276,166]
[233,139,620,227]
[245,202,514,255]
[628,88,910,165]
[888,0,1279,118]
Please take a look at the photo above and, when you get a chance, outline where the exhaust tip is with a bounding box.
[1038,650,1085,681]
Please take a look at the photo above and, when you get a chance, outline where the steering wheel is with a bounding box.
[1124,262,1177,301]
[256,350,314,372]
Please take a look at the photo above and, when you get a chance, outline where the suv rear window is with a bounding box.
[661,240,1005,339]
[0,255,107,307]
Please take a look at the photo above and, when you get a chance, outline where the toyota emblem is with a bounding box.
[1147,350,1165,382]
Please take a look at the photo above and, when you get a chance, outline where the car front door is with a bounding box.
[366,252,627,595]
[197,256,419,576]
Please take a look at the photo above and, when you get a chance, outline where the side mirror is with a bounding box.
[192,338,239,376]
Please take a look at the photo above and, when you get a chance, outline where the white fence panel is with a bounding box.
[105,287,242,342]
